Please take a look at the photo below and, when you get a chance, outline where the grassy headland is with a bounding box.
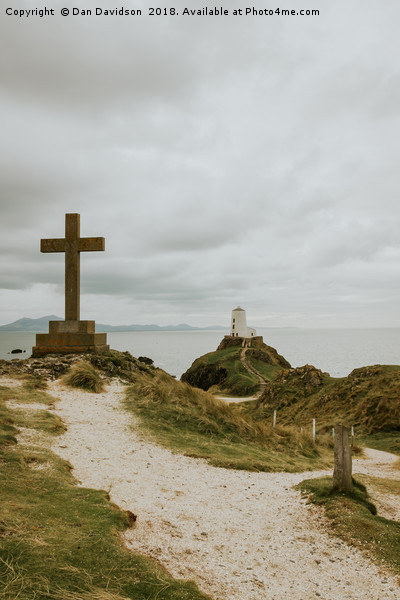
[181,336,290,396]
[0,377,210,600]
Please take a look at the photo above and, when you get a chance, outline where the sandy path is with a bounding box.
[46,380,400,600]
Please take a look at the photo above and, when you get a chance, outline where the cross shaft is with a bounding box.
[41,213,105,321]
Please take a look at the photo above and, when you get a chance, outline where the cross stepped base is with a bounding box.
[32,320,109,357]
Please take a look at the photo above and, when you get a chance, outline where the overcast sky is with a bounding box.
[1,0,399,328]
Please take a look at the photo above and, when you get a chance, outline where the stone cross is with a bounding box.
[41,213,105,321]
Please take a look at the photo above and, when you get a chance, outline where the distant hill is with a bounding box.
[0,315,63,332]
[97,322,224,333]
[0,316,225,333]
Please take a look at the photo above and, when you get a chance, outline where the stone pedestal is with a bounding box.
[32,320,109,357]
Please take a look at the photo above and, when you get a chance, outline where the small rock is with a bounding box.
[126,510,137,526]
[138,356,154,365]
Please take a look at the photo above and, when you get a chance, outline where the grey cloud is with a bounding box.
[1,0,400,327]
[0,15,194,111]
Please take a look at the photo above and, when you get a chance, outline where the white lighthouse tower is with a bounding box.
[230,307,256,338]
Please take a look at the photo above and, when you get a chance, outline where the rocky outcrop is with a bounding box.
[138,356,154,365]
[257,365,325,408]
[217,337,245,350]
[0,349,155,382]
[276,365,324,390]
[0,355,80,380]
[247,346,291,369]
[181,364,228,391]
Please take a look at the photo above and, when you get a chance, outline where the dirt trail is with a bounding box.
[17,379,400,600]
[240,344,268,400]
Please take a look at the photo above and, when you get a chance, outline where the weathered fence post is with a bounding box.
[332,424,352,492]
[273,410,277,429]
[312,418,316,442]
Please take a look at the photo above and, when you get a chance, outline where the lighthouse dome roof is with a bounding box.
[233,306,245,311]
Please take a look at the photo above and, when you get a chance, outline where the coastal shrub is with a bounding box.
[63,361,104,393]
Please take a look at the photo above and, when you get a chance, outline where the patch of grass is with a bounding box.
[357,432,400,457]
[125,370,334,472]
[245,358,284,383]
[0,380,62,446]
[355,474,400,496]
[63,361,105,393]
[298,476,400,576]
[1,378,53,406]
[22,375,48,391]
[0,382,210,600]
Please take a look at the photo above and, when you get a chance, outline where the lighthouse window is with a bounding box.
[232,324,235,329]
[233,318,235,323]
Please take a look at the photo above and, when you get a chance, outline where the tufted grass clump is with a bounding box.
[63,360,105,393]
[125,370,333,472]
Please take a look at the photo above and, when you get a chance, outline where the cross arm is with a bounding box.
[41,238,66,253]
[78,237,105,252]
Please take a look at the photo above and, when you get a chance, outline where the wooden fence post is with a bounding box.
[273,410,277,429]
[312,418,316,442]
[332,424,352,492]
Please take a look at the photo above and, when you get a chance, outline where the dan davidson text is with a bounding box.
[69,7,141,15]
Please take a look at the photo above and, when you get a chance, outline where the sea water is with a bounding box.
[0,328,399,379]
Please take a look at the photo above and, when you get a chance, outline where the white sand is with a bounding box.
[16,379,400,599]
